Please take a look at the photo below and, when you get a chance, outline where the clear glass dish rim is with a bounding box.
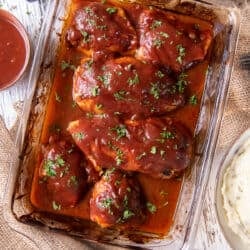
[2,0,242,248]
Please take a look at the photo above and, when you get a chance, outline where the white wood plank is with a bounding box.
[0,0,44,129]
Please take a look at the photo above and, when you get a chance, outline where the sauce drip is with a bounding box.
[0,17,26,88]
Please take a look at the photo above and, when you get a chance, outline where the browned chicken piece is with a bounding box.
[38,137,87,208]
[136,8,213,73]
[66,2,137,58]
[90,168,145,228]
[67,115,193,179]
[73,57,185,119]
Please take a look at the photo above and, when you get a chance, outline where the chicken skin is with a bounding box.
[90,168,145,228]
[73,57,185,119]
[66,2,137,58]
[136,8,213,73]
[67,115,193,179]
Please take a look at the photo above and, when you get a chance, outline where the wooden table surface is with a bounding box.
[0,0,232,249]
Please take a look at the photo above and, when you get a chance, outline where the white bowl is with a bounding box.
[215,128,250,250]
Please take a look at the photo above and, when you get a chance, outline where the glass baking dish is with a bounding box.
[3,0,241,248]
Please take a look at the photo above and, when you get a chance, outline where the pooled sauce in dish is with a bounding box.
[30,0,212,238]
[0,17,27,88]
[222,137,250,244]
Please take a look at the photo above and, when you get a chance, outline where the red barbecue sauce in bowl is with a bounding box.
[0,10,30,89]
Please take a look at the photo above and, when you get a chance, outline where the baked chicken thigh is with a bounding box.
[90,168,145,228]
[68,115,193,179]
[73,57,185,119]
[66,2,137,58]
[38,137,87,208]
[136,8,213,72]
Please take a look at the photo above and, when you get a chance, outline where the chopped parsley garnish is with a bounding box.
[101,198,113,214]
[56,155,65,167]
[150,146,157,154]
[150,20,162,29]
[85,59,93,69]
[91,86,100,97]
[73,132,85,141]
[150,83,160,99]
[115,148,124,166]
[97,24,107,30]
[176,72,188,93]
[80,30,90,43]
[160,31,169,38]
[111,125,127,140]
[68,175,78,187]
[153,38,165,49]
[114,90,128,101]
[123,209,134,220]
[44,160,56,177]
[160,190,168,196]
[147,202,157,214]
[52,201,61,210]
[115,180,121,186]
[127,73,139,86]
[55,92,62,102]
[189,95,198,105]
[160,150,166,157]
[97,73,111,87]
[155,70,165,78]
[86,112,94,119]
[106,7,117,14]
[84,7,94,16]
[96,103,103,110]
[61,61,76,71]
[176,44,186,64]
[107,143,124,166]
[123,194,128,207]
[136,152,147,160]
[103,167,116,180]
[160,130,174,139]
[44,155,65,177]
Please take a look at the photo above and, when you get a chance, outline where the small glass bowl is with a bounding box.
[0,9,30,90]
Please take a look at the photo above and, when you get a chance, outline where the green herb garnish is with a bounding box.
[153,38,165,49]
[123,209,134,220]
[189,95,198,105]
[52,201,61,210]
[150,83,160,99]
[111,125,127,140]
[91,86,100,97]
[127,73,139,86]
[150,146,157,154]
[80,30,90,43]
[106,7,117,14]
[136,152,147,160]
[147,202,157,214]
[114,90,128,101]
[73,132,85,141]
[155,70,165,79]
[150,20,162,29]
[61,61,76,71]
[176,44,186,64]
